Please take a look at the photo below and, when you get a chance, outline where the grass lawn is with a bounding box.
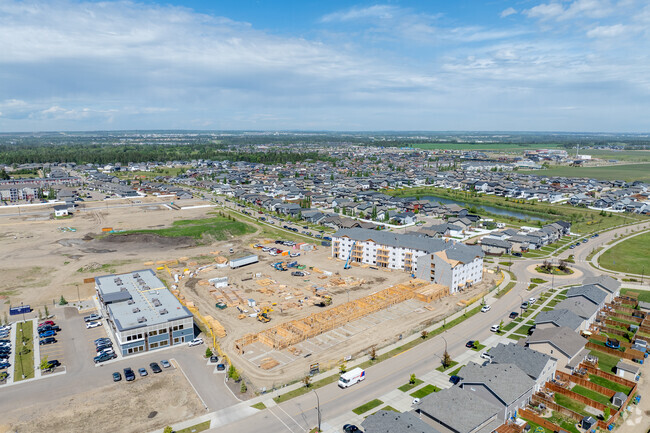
[116,216,255,241]
[519,417,554,433]
[378,405,399,413]
[521,163,650,182]
[531,278,548,283]
[448,365,464,377]
[14,321,34,381]
[503,322,518,331]
[554,393,588,416]
[547,412,581,433]
[471,344,486,352]
[353,399,383,415]
[495,281,516,298]
[398,378,423,392]
[599,232,650,274]
[436,360,458,372]
[620,288,650,303]
[507,334,525,340]
[589,350,621,374]
[571,385,613,407]
[518,324,534,334]
[410,385,440,399]
[251,402,266,410]
[175,420,211,433]
[589,375,632,395]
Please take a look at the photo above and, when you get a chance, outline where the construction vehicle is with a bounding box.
[343,242,357,270]
[313,288,333,307]
[257,307,272,323]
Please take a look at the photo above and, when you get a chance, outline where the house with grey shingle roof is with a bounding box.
[415,386,501,433]
[523,326,588,373]
[583,275,621,302]
[487,343,557,391]
[457,362,535,421]
[534,308,584,332]
[361,410,442,433]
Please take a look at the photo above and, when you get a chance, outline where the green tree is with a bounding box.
[44,304,49,317]
[442,351,452,368]
[303,375,312,388]
[59,296,68,305]
[240,381,248,393]
[205,347,213,358]
[603,407,610,421]
[40,356,50,371]
[163,427,173,433]
[0,169,9,180]
[339,363,347,374]
[409,373,417,384]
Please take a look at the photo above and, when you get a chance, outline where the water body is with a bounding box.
[421,195,549,222]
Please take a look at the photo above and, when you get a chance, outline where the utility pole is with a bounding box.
[313,389,322,432]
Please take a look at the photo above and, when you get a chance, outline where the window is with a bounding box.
[150,330,158,336]
[160,340,168,347]
[174,337,180,344]
[126,335,132,342]
[150,342,158,349]
[128,348,133,354]
[138,334,143,339]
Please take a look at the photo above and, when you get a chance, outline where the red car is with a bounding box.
[39,321,55,327]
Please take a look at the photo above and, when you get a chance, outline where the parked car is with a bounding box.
[39,321,55,327]
[46,359,61,369]
[480,305,491,313]
[160,359,171,368]
[188,338,203,347]
[216,363,226,371]
[480,352,493,360]
[509,311,519,319]
[343,425,360,433]
[529,297,537,304]
[465,340,475,348]
[449,375,461,384]
[149,362,162,374]
[39,337,57,345]
[291,271,305,277]
[96,345,112,353]
[86,321,102,329]
[124,367,135,381]
[0,362,10,369]
[94,337,111,345]
[112,372,122,382]
[39,330,56,338]
[521,302,529,310]
[490,324,500,332]
[209,355,219,363]
[38,325,61,332]
[84,313,101,322]
[94,352,116,363]
[512,252,522,257]
[138,367,148,377]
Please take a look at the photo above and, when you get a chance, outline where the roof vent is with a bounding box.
[132,307,140,313]
[127,299,135,305]
[152,298,162,307]
[160,309,168,315]
[137,316,147,323]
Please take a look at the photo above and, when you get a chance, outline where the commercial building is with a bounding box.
[95,269,194,355]
[332,228,483,293]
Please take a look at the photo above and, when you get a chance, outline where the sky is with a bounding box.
[0,0,649,132]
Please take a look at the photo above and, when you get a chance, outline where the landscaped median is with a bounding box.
[14,320,34,381]
[352,399,383,415]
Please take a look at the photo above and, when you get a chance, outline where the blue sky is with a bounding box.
[0,0,649,132]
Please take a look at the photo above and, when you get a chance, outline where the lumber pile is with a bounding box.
[260,357,279,370]
[203,315,227,338]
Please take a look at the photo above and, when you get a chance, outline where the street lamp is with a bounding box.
[313,389,322,432]
[518,294,524,316]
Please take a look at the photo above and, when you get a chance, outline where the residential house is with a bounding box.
[523,326,588,373]
[479,238,512,255]
[456,362,535,421]
[534,309,584,332]
[361,410,442,433]
[582,275,621,302]
[486,343,557,392]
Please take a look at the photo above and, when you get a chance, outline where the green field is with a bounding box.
[599,232,650,274]
[411,143,566,151]
[410,384,440,399]
[589,350,621,374]
[620,288,650,303]
[116,216,255,241]
[585,149,650,162]
[520,163,650,182]
[14,321,34,381]
[114,167,186,180]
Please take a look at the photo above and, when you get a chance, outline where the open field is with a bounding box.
[411,143,566,151]
[520,163,650,182]
[584,149,650,162]
[599,232,650,274]
[620,288,650,303]
[113,167,186,180]
[0,368,204,433]
[117,215,255,241]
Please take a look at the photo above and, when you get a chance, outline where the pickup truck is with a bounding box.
[84,313,101,322]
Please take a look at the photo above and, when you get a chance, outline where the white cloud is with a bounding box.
[525,2,565,20]
[320,5,399,23]
[500,7,517,18]
[586,24,628,38]
[525,0,614,21]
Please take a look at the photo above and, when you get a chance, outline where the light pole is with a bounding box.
[20,301,26,324]
[313,389,322,432]
[518,294,524,317]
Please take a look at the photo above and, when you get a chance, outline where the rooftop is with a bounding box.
[95,269,192,331]
[534,308,584,331]
[487,343,555,381]
[361,410,443,433]
[458,362,535,405]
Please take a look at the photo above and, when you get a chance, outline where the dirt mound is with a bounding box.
[97,233,196,248]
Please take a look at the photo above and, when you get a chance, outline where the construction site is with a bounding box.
[151,241,497,388]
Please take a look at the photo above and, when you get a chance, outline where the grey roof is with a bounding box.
[526,326,586,359]
[418,386,500,433]
[639,301,650,311]
[616,360,640,374]
[361,410,442,433]
[458,362,534,405]
[480,237,512,248]
[566,284,608,305]
[583,276,621,294]
[487,343,554,381]
[95,269,192,331]
[333,228,484,262]
[554,297,599,320]
[534,309,584,331]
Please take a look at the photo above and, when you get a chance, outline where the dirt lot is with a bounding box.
[0,368,204,433]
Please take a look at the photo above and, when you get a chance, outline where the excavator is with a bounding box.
[257,307,272,323]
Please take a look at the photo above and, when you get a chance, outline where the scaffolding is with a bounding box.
[234,279,442,352]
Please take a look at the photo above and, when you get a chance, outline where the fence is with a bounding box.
[545,382,613,413]
[518,408,563,432]
[579,363,638,389]
[555,371,615,397]
[586,341,645,361]
[589,334,633,350]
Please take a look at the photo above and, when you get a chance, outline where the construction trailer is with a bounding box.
[229,255,259,269]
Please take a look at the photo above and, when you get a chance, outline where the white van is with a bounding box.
[338,368,365,388]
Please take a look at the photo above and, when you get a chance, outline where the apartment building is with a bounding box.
[332,228,483,292]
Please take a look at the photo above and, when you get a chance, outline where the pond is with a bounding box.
[421,195,549,222]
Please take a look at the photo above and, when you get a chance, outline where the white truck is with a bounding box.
[338,368,365,388]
